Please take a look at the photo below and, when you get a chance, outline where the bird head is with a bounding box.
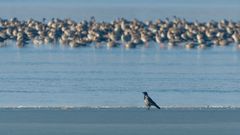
[142,92,148,96]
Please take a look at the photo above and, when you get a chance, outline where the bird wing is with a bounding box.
[148,97,160,109]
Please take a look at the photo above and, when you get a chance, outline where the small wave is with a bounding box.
[0,105,240,110]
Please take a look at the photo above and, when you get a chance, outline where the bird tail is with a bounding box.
[154,103,160,109]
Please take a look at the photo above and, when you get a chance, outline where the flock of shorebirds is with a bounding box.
[0,17,240,49]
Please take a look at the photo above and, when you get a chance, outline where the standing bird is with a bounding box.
[142,92,160,110]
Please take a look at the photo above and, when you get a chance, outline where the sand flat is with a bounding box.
[0,108,239,135]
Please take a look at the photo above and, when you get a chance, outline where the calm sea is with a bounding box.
[0,0,240,108]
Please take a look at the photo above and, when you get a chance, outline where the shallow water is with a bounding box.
[1,108,240,135]
[0,44,240,107]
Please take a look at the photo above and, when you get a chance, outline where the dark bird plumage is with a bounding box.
[142,92,160,110]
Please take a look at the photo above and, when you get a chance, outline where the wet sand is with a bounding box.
[0,108,239,135]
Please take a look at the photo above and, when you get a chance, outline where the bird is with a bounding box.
[142,92,160,110]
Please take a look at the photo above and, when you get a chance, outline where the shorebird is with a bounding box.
[232,32,240,43]
[125,41,136,49]
[106,40,119,48]
[0,36,5,42]
[0,17,240,48]
[16,32,28,47]
[198,43,212,49]
[185,42,196,49]
[142,92,160,110]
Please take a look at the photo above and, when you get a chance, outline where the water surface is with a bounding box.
[0,0,240,108]
[0,0,240,21]
[0,45,240,107]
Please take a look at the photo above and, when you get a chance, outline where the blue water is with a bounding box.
[0,0,240,108]
[0,0,240,21]
[0,44,240,108]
